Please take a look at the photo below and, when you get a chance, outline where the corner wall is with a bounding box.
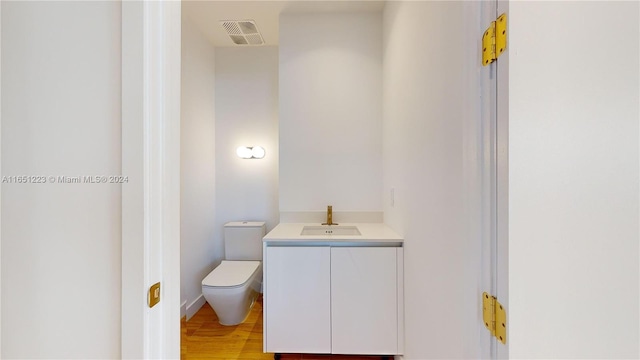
[180,15,216,319]
[382,2,485,358]
[213,46,279,265]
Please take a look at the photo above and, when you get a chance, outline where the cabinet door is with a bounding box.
[331,247,398,355]
[265,246,331,353]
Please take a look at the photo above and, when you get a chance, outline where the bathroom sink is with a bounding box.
[300,226,361,236]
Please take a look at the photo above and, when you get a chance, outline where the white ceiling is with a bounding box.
[183,1,385,47]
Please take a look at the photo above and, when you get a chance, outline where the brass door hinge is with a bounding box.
[482,13,507,66]
[482,292,506,344]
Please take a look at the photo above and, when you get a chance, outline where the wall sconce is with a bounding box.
[236,146,265,159]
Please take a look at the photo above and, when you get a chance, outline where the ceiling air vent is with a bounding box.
[220,20,264,46]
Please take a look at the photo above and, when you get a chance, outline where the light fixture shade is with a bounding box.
[236,145,265,159]
[236,146,252,159]
[251,146,265,159]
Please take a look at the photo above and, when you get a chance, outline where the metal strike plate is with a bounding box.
[148,282,161,308]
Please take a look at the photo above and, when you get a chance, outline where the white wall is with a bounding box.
[509,2,639,358]
[181,15,217,319]
[382,2,485,358]
[279,13,383,213]
[1,2,121,358]
[214,47,279,264]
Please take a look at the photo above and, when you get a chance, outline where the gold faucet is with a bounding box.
[322,205,338,225]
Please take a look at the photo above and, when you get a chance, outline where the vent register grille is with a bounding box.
[220,20,264,46]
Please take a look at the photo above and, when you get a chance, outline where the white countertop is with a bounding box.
[263,223,403,245]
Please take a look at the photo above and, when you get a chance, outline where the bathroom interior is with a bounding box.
[180,0,491,359]
[0,0,635,359]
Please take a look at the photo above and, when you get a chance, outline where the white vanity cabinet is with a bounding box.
[264,246,332,353]
[331,247,401,355]
[264,242,404,356]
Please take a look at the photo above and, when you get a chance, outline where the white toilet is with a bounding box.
[202,221,265,326]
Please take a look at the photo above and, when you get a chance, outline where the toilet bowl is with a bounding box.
[201,221,265,326]
[202,260,263,325]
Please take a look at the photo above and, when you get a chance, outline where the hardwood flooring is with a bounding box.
[181,296,391,360]
[181,297,270,359]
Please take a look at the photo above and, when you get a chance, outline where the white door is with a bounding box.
[331,247,398,355]
[264,246,332,353]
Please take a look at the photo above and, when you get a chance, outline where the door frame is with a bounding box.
[121,1,181,358]
[0,1,3,355]
[478,0,509,357]
[496,1,509,358]
[131,0,509,358]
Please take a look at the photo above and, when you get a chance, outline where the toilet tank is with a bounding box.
[224,221,266,261]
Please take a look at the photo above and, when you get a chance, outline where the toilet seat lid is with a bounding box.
[202,260,260,288]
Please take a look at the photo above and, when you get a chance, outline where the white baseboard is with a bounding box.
[180,300,187,319]
[186,294,206,321]
[394,356,404,360]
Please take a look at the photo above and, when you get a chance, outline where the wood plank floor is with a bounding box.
[181,296,390,360]
[181,296,270,359]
